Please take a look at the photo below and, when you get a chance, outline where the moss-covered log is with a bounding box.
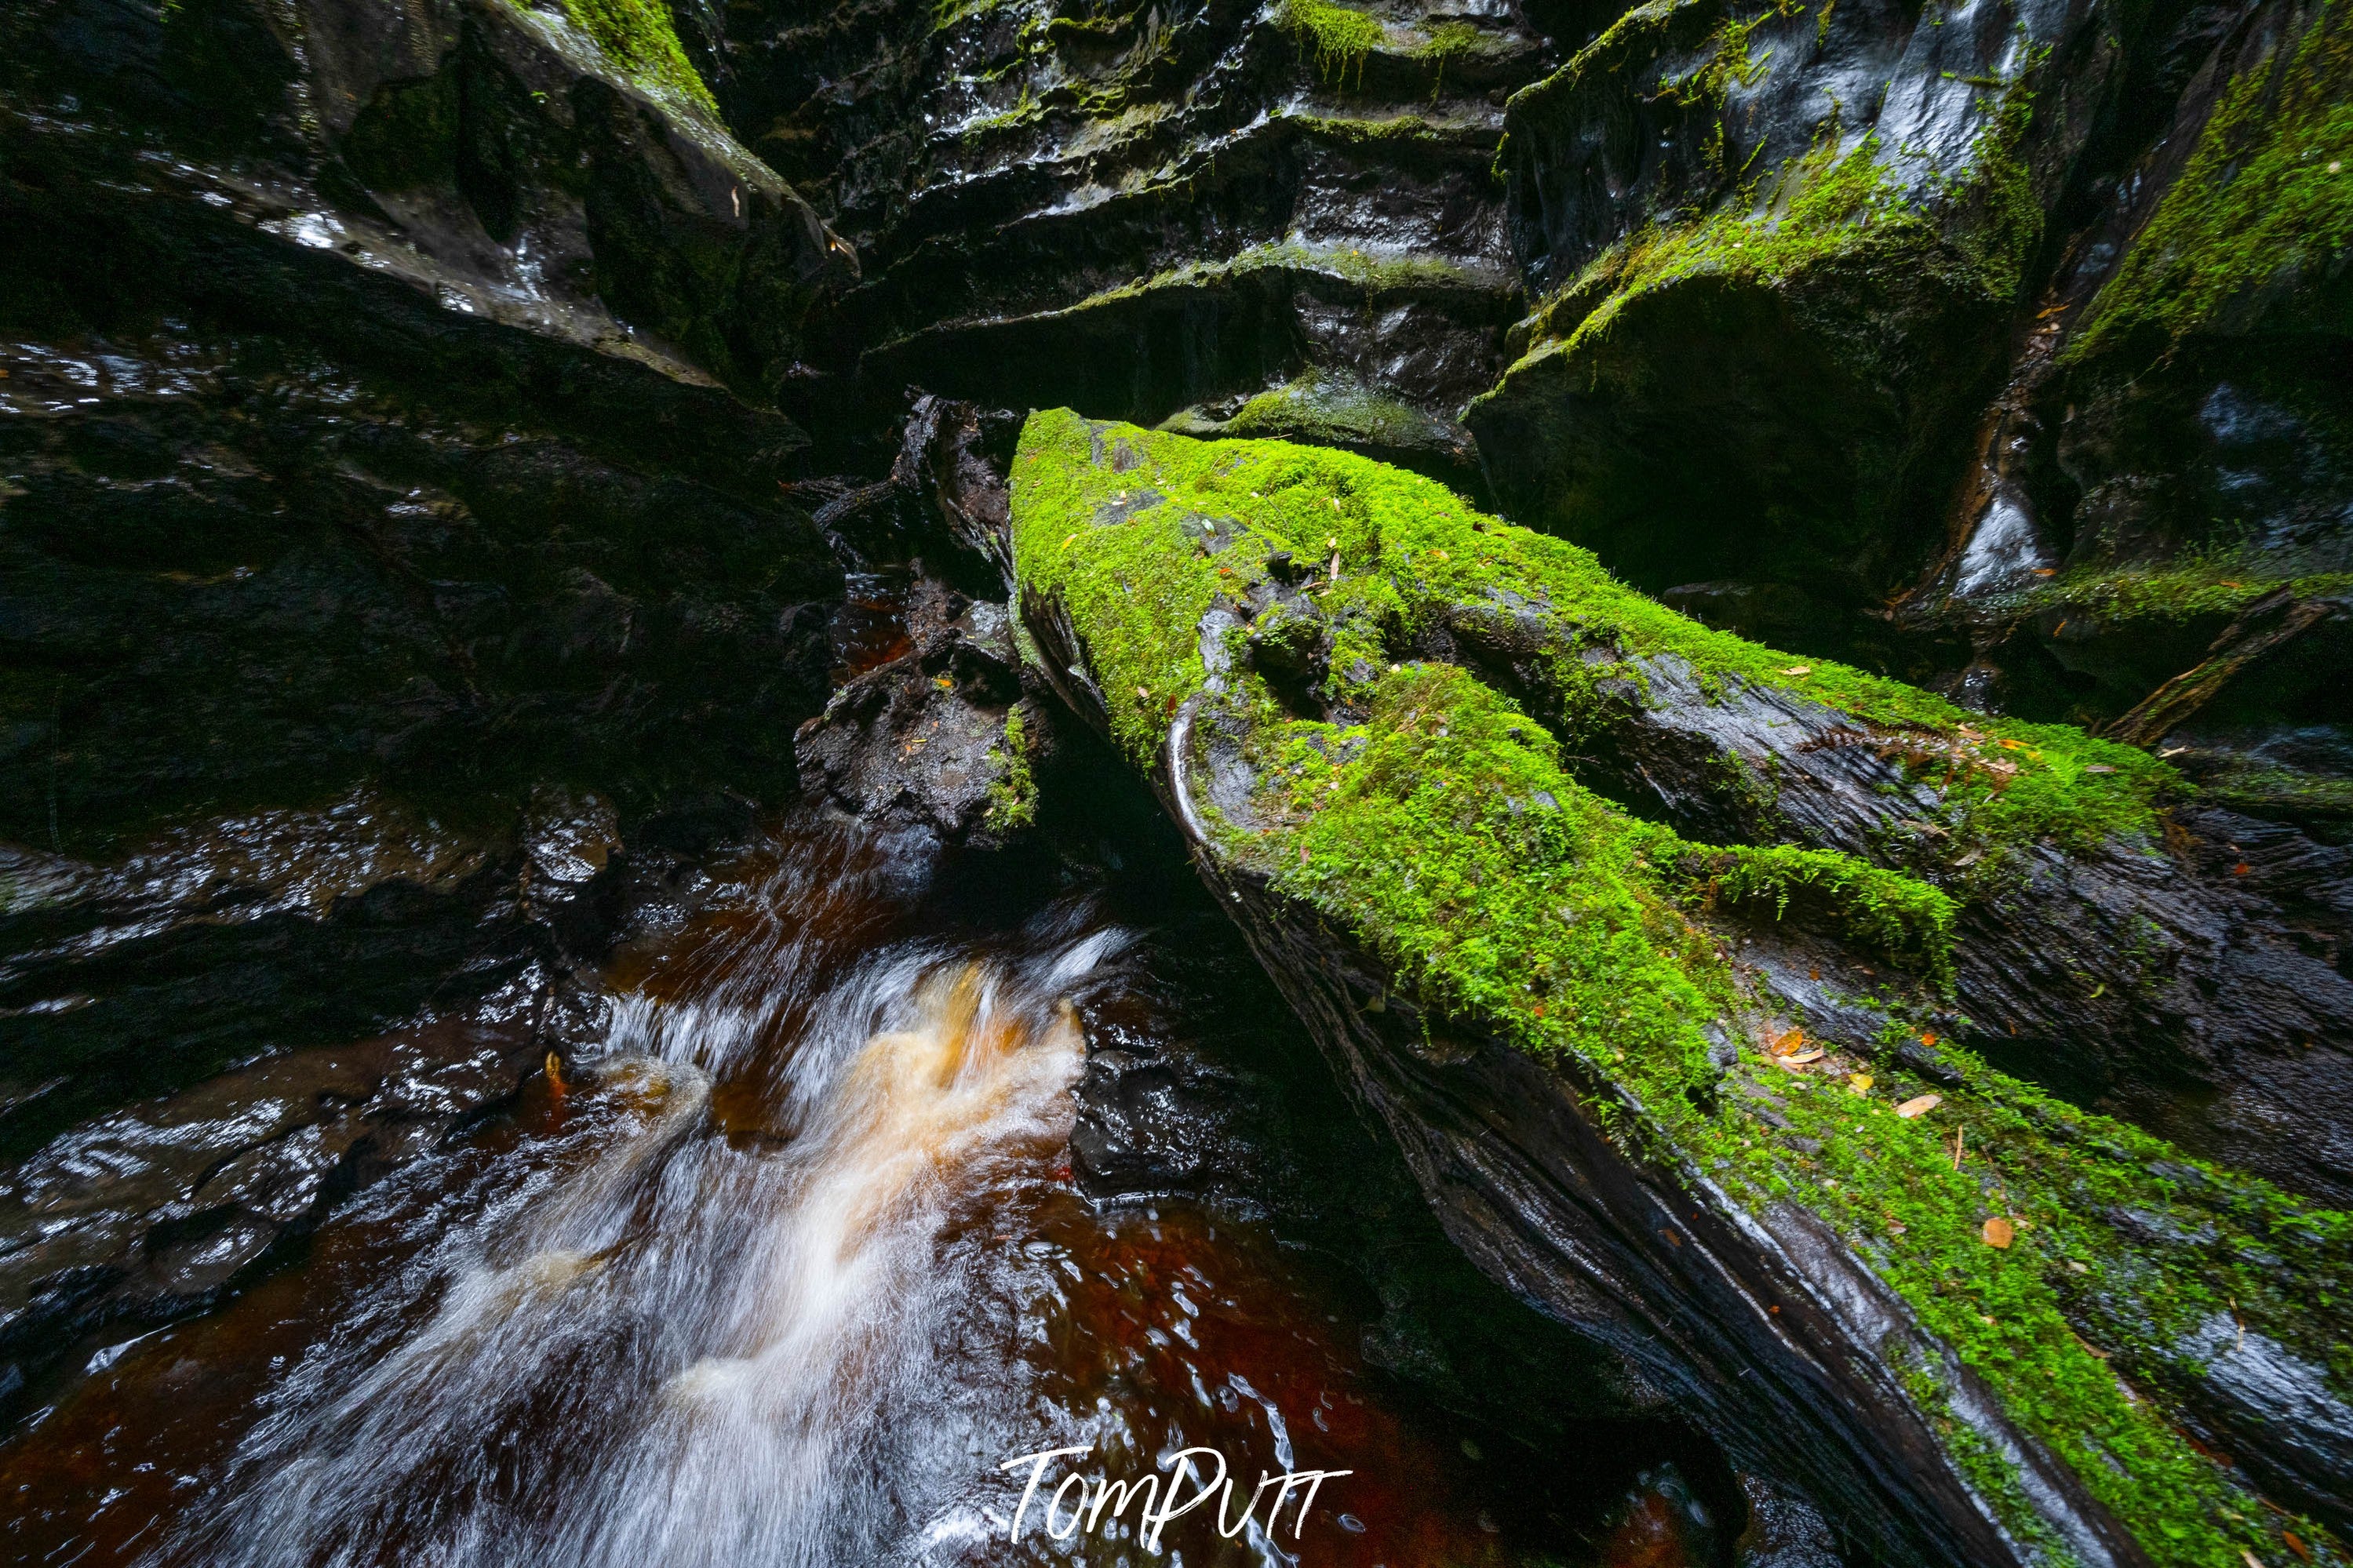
[984,407,2353,1566]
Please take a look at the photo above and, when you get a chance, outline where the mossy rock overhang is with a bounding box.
[1470,0,2084,623]
[1001,405,2353,1199]
[1466,256,2010,603]
[997,407,2353,1564]
[5,0,857,406]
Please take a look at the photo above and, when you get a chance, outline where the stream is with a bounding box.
[0,817,1733,1567]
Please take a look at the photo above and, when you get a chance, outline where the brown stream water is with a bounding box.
[0,824,1723,1568]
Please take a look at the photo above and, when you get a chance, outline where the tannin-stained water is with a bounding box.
[0,824,1723,1568]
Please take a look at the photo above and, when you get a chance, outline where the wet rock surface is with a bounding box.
[2,0,853,396]
[0,788,625,1420]
[710,0,1553,478]
[795,574,1051,843]
[1467,0,2351,835]
[0,329,842,853]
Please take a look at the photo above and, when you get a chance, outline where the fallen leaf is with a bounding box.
[2244,1552,2269,1568]
[1062,533,1079,548]
[2284,1530,2311,1564]
[1781,1049,1824,1066]
[1135,686,1150,701]
[1982,1217,2015,1249]
[2031,566,2056,577]
[2234,861,2251,876]
[1920,1031,1938,1048]
[1896,1093,1942,1119]
[1771,1028,1805,1057]
[1849,1073,1874,1094]
[1780,664,1812,676]
[2085,763,2115,773]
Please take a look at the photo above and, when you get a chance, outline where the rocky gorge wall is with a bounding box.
[1,0,2348,1560]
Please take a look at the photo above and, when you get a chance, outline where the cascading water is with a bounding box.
[2,823,1725,1568]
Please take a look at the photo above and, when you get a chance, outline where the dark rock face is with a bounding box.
[1885,0,2353,812]
[1,0,858,853]
[1473,0,2089,621]
[0,333,841,852]
[795,576,1050,843]
[0,788,623,1416]
[792,396,1056,844]
[708,0,1557,480]
[0,0,854,1403]
[1470,0,2351,842]
[2,0,853,397]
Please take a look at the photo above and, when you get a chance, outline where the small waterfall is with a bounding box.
[0,821,1707,1568]
[155,828,1126,1568]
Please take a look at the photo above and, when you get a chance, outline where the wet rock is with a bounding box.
[0,331,842,851]
[0,787,625,1161]
[716,0,1550,452]
[1471,0,2099,629]
[0,784,631,1417]
[2,0,853,399]
[1733,1472,1843,1567]
[0,990,549,1417]
[795,567,1051,845]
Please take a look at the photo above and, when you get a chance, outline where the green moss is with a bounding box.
[1287,108,1473,148]
[552,0,718,114]
[2071,0,2353,357]
[1994,562,2353,624]
[1021,411,2171,868]
[1511,125,1921,361]
[1675,842,1958,977]
[1071,239,1502,314]
[1221,374,1441,449]
[1010,412,2348,1564]
[984,707,1038,833]
[1502,34,2050,373]
[1277,0,1385,88]
[2201,763,2353,820]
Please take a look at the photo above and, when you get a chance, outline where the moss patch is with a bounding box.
[1277,0,1385,88]
[1010,410,2349,1566]
[2071,0,2353,357]
[1991,562,2353,625]
[1217,373,1453,453]
[984,706,1038,832]
[552,0,719,114]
